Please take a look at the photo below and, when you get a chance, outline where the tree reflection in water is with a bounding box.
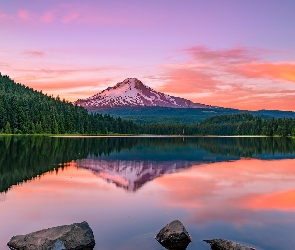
[0,136,294,193]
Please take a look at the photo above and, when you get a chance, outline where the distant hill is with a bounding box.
[89,106,295,124]
[89,106,239,124]
[252,109,295,119]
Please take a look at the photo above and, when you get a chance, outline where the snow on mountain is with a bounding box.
[73,78,212,109]
[76,158,200,192]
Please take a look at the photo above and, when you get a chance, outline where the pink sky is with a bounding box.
[1,0,295,110]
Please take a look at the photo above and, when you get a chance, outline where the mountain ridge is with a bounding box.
[74,78,216,109]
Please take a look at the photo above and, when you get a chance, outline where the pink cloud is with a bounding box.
[0,4,128,25]
[12,71,116,101]
[38,3,128,25]
[230,62,295,82]
[14,66,121,78]
[23,51,45,57]
[24,79,105,91]
[156,46,295,110]
[0,63,10,68]
[62,12,80,24]
[157,67,219,94]
[41,11,55,22]
[17,9,31,20]
[183,45,257,64]
[203,88,295,111]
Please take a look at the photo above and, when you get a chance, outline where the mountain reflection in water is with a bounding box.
[1,136,295,193]
[76,159,197,192]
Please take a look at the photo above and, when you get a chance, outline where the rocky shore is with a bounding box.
[7,220,256,250]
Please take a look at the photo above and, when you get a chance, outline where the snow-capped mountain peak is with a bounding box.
[74,78,211,109]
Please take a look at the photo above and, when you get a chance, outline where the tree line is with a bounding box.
[142,113,295,136]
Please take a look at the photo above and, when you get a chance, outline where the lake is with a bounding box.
[1,136,295,250]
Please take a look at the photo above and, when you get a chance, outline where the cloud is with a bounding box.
[13,65,121,77]
[0,63,10,68]
[230,62,295,82]
[185,84,295,111]
[156,46,295,110]
[38,3,129,25]
[3,62,125,101]
[25,78,110,91]
[0,4,128,25]
[14,73,116,101]
[22,51,45,57]
[182,45,260,64]
[61,12,80,24]
[39,79,115,101]
[157,67,219,94]
[41,11,55,22]
[17,9,31,20]
[0,9,33,22]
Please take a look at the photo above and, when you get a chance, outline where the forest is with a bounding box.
[143,113,295,136]
[0,74,140,135]
[0,74,295,136]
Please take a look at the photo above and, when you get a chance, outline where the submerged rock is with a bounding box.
[7,221,95,250]
[155,220,191,249]
[204,239,256,250]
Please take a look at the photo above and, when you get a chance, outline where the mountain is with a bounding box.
[74,78,215,109]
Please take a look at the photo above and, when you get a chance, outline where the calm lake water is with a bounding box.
[1,136,295,250]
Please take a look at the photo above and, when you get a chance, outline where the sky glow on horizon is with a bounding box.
[1,0,295,110]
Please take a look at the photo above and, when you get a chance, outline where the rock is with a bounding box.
[7,221,95,250]
[155,220,191,250]
[204,239,256,250]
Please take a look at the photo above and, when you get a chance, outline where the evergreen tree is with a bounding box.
[4,121,11,134]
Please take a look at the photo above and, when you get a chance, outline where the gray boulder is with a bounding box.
[204,239,256,250]
[155,220,191,249]
[7,221,95,250]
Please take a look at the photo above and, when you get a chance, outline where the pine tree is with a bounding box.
[4,122,12,134]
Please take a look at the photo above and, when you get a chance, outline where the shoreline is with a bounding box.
[0,134,293,138]
[50,135,273,138]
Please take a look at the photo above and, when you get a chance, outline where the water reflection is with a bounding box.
[153,159,295,250]
[76,159,197,192]
[1,136,295,249]
[1,158,295,249]
[0,192,6,203]
[155,159,295,219]
[1,136,295,194]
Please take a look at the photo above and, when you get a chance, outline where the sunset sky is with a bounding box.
[1,0,295,110]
